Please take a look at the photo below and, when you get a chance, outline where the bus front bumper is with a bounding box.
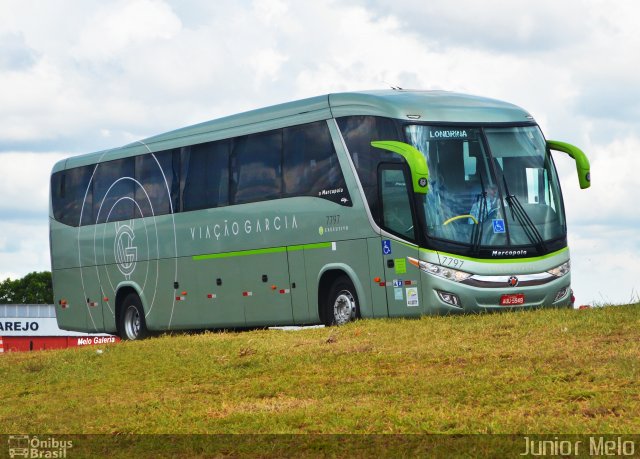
[423,273,573,314]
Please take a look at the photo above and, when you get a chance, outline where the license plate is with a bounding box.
[500,293,525,306]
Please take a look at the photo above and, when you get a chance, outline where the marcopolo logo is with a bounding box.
[491,250,528,257]
[8,435,73,458]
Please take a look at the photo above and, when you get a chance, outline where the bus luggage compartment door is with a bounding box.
[53,268,88,332]
[241,250,294,326]
[82,266,105,332]
[193,257,246,328]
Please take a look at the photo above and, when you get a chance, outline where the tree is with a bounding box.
[0,271,53,304]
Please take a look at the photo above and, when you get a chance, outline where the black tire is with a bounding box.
[323,276,360,326]
[119,293,149,340]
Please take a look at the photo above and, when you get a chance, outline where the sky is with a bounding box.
[0,0,638,306]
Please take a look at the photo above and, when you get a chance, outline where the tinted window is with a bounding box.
[182,140,230,211]
[231,131,282,204]
[380,166,415,239]
[51,165,94,227]
[53,122,354,225]
[283,121,351,205]
[337,116,401,222]
[93,157,135,224]
[135,150,179,217]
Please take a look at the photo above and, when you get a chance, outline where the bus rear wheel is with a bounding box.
[119,293,148,340]
[324,276,359,326]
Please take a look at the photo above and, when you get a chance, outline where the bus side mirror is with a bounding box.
[547,140,591,189]
[371,141,429,194]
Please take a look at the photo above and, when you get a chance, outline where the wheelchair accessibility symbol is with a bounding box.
[382,239,392,255]
[492,219,506,234]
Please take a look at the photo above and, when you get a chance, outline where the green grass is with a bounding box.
[1,305,639,439]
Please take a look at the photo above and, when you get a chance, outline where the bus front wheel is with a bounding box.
[324,276,359,326]
[119,293,149,340]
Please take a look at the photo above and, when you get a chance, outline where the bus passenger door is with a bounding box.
[367,237,390,318]
[379,165,422,317]
[381,240,421,317]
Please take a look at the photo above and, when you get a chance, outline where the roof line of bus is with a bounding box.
[135,89,527,148]
[55,90,531,171]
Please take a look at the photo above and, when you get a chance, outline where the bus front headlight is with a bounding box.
[408,257,472,282]
[547,261,570,278]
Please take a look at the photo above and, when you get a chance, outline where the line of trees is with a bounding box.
[0,271,53,304]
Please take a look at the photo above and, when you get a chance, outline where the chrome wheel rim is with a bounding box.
[124,305,141,340]
[333,290,355,325]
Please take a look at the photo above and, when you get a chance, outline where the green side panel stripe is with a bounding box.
[193,242,332,260]
[194,247,286,260]
[288,242,333,251]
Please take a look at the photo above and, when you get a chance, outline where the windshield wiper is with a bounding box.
[501,176,547,252]
[470,174,487,254]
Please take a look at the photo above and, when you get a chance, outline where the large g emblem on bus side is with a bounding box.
[78,153,179,330]
[114,221,138,279]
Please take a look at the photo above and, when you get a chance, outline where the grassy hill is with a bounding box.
[1,305,639,456]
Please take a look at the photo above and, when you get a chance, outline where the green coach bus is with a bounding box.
[49,90,590,340]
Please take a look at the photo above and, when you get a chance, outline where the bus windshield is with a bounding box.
[405,124,566,251]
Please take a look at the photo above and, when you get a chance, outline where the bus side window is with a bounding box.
[337,115,401,221]
[135,150,179,216]
[93,157,135,224]
[283,121,351,205]
[51,165,93,227]
[231,131,282,204]
[181,140,230,212]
